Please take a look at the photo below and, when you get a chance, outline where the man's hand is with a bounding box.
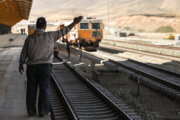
[68,16,83,31]
[19,64,24,74]
[74,16,83,24]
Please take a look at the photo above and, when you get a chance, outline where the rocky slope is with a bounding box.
[113,15,180,33]
[29,0,180,33]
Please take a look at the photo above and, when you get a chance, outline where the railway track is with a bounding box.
[55,42,180,101]
[99,44,180,63]
[95,50,180,101]
[50,81,74,120]
[101,40,180,63]
[50,56,141,120]
[103,39,180,51]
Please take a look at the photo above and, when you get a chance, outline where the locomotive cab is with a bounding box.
[28,24,35,35]
[78,18,103,49]
[63,17,103,51]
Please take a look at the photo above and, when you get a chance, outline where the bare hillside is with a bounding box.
[30,0,180,20]
[29,0,180,33]
[113,15,180,33]
[161,0,180,11]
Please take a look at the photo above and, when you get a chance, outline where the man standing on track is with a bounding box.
[19,16,83,117]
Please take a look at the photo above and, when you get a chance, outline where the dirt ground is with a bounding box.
[107,80,180,120]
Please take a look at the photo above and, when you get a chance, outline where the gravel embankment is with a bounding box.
[101,41,180,57]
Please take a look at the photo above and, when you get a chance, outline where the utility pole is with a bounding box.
[72,8,75,18]
[108,0,110,33]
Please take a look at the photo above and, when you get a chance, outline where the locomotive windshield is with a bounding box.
[92,23,100,29]
[80,23,89,29]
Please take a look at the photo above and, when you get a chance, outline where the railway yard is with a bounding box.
[0,34,180,120]
[1,0,180,120]
[55,35,180,120]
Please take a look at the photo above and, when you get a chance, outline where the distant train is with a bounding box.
[60,17,103,50]
[28,24,35,35]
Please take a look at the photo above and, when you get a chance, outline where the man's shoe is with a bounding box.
[28,113,36,117]
[39,112,50,117]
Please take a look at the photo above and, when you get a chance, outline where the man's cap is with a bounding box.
[36,17,47,29]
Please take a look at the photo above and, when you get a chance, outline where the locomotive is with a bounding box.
[28,24,36,35]
[60,17,103,51]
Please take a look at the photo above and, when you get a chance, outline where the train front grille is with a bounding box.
[92,31,101,37]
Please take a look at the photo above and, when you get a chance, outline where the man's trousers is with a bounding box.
[26,63,51,115]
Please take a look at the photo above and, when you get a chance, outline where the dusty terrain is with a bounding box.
[30,0,180,19]
[113,15,180,33]
[29,0,180,33]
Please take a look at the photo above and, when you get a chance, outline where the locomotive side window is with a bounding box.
[28,25,35,31]
[92,23,100,29]
[80,23,89,29]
